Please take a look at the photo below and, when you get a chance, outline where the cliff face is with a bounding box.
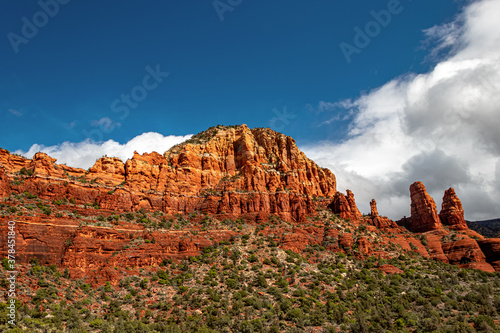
[0,217,236,285]
[1,125,500,282]
[163,125,336,197]
[0,125,340,283]
[477,239,500,272]
[0,167,9,197]
[87,157,126,186]
[0,149,84,178]
[0,125,336,223]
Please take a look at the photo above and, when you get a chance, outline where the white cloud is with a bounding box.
[8,109,23,117]
[302,0,500,221]
[16,132,193,170]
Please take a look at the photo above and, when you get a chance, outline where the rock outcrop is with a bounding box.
[162,125,336,197]
[1,126,499,278]
[339,233,354,249]
[141,125,335,221]
[369,199,398,229]
[29,152,65,178]
[442,238,488,265]
[357,236,372,256]
[378,264,403,275]
[329,192,351,220]
[0,125,337,223]
[0,217,237,285]
[279,227,323,253]
[346,190,362,219]
[406,181,443,232]
[477,238,500,271]
[370,199,379,217]
[87,157,125,186]
[425,230,450,263]
[0,167,9,197]
[439,188,468,230]
[329,191,361,221]
[0,148,32,173]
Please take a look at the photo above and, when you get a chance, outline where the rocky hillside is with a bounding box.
[0,125,499,281]
[0,125,335,223]
[1,124,500,331]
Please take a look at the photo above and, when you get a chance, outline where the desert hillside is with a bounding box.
[1,125,500,332]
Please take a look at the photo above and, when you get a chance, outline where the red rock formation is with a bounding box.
[370,199,379,217]
[0,217,237,285]
[161,125,337,197]
[407,182,443,232]
[0,148,86,179]
[369,199,399,229]
[0,125,337,223]
[280,227,323,253]
[463,262,496,273]
[0,218,80,265]
[425,229,450,263]
[372,216,399,229]
[464,229,485,239]
[329,191,361,221]
[0,148,31,173]
[442,238,488,265]
[477,239,500,272]
[329,192,351,220]
[87,157,125,186]
[439,188,468,230]
[339,233,354,249]
[0,167,9,197]
[378,264,403,275]
[29,152,65,178]
[357,236,372,256]
[397,235,430,257]
[1,126,498,278]
[346,190,362,219]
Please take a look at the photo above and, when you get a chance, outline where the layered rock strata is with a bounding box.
[1,125,500,279]
[0,125,336,223]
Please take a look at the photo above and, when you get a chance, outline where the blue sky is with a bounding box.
[2,0,500,220]
[1,0,460,150]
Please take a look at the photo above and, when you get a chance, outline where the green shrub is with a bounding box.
[2,258,10,270]
[19,167,34,176]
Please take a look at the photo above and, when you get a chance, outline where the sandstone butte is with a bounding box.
[0,124,499,284]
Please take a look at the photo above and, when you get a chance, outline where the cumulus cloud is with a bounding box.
[15,132,193,170]
[302,0,500,221]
